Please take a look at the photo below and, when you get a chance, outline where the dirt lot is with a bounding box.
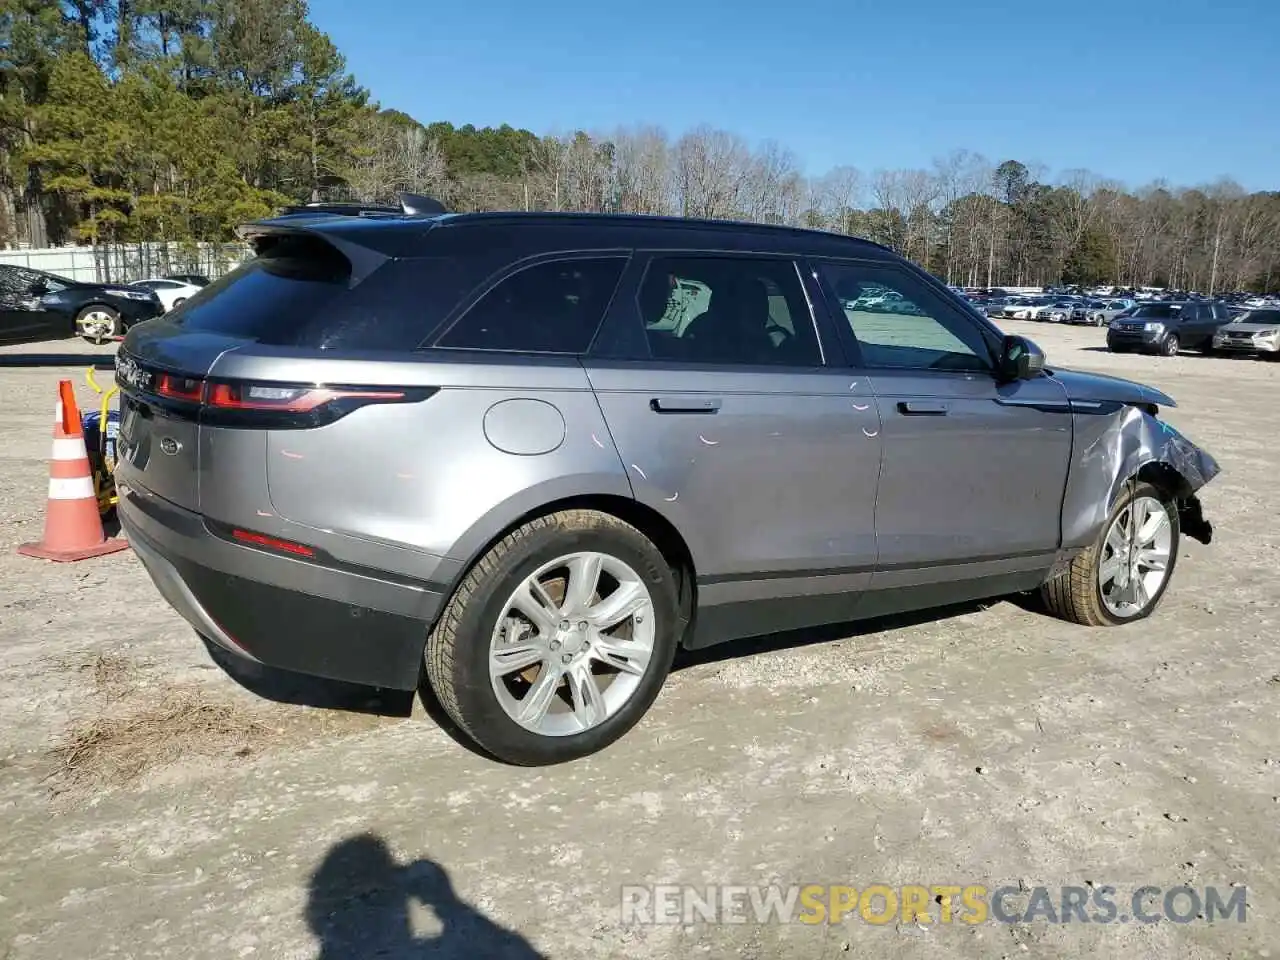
[1,324,1278,959]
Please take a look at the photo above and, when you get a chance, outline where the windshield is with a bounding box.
[1131,304,1178,319]
[1240,309,1280,325]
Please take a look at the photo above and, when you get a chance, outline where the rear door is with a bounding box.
[812,259,1073,600]
[585,252,884,643]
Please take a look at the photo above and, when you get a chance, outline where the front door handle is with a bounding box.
[650,396,722,414]
[897,401,948,416]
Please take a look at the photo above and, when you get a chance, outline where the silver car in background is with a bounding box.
[1212,308,1280,357]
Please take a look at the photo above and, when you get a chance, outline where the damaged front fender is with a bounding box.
[1060,402,1220,550]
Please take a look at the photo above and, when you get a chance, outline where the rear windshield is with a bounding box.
[168,235,477,351]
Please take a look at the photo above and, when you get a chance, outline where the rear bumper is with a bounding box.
[119,486,446,690]
[118,301,165,328]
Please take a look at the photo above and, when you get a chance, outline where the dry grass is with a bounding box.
[82,652,139,702]
[49,687,279,792]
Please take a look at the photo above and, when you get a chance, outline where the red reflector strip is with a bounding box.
[230,528,316,557]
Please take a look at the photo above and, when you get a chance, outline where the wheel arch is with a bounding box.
[74,300,121,318]
[441,490,698,639]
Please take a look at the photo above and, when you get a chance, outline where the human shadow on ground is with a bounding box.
[306,833,546,959]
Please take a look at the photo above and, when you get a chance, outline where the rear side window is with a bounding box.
[169,235,483,351]
[436,257,626,354]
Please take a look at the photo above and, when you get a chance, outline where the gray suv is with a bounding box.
[114,205,1220,765]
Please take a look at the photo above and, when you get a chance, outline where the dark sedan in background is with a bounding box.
[0,264,164,344]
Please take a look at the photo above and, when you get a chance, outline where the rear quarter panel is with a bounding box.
[232,350,633,565]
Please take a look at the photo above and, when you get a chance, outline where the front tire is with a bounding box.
[1041,481,1180,626]
[76,305,120,344]
[424,510,680,765]
[1162,334,1180,356]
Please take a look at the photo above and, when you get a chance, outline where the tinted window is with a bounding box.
[636,256,821,366]
[437,257,625,354]
[0,265,28,306]
[818,262,992,371]
[1245,309,1280,324]
[1132,304,1178,319]
[170,236,474,351]
[1213,303,1233,321]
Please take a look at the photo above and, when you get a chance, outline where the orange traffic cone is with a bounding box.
[18,380,129,562]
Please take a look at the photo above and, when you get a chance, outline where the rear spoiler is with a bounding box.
[235,222,390,286]
[237,193,449,284]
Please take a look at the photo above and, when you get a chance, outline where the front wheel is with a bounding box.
[1161,334,1180,356]
[1041,481,1180,626]
[76,305,120,344]
[424,510,680,765]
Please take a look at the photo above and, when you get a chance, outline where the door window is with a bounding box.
[817,262,993,371]
[635,256,822,366]
[437,257,626,354]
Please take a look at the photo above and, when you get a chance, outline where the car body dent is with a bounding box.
[1060,402,1219,551]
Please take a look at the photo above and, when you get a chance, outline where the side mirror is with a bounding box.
[998,334,1046,381]
[28,281,48,296]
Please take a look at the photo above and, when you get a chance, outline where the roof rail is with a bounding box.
[277,194,449,219]
[278,201,402,217]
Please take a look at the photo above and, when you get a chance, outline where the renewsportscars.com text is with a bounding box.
[620,883,1247,926]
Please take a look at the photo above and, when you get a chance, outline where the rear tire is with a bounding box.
[1041,481,1180,626]
[424,509,680,765]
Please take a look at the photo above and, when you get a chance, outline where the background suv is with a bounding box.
[114,205,1219,765]
[0,264,164,344]
[1106,300,1233,355]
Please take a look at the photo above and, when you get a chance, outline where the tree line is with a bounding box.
[3,1,1278,292]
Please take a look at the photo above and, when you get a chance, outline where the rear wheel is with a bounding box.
[424,509,680,765]
[1041,481,1179,626]
[76,305,120,344]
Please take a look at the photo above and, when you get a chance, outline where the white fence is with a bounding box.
[0,242,250,284]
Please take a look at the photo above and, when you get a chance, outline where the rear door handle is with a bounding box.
[650,396,722,414]
[897,401,949,416]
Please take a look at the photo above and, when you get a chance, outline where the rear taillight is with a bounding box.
[206,382,408,412]
[123,366,435,428]
[155,372,205,402]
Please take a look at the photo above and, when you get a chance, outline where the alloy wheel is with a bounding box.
[1098,496,1174,618]
[79,309,116,344]
[489,551,656,737]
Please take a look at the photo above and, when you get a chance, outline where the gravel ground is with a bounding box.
[1,323,1277,959]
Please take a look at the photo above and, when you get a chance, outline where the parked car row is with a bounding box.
[968,294,1136,326]
[0,266,210,344]
[962,287,1279,359]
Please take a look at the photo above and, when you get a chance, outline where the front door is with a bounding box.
[812,259,1073,602]
[585,252,883,645]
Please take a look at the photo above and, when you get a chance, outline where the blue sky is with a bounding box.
[308,0,1280,192]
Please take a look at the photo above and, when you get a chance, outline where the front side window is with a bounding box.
[635,256,821,366]
[438,257,626,354]
[817,262,993,371]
